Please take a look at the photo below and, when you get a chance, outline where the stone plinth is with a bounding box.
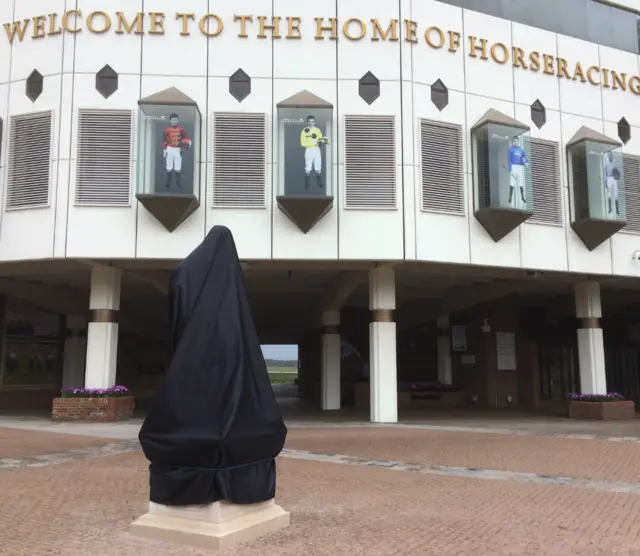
[130,499,290,550]
[52,396,134,421]
[568,400,635,420]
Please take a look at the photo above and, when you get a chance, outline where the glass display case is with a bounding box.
[277,106,333,198]
[471,109,533,242]
[567,126,626,250]
[275,90,335,234]
[136,87,201,232]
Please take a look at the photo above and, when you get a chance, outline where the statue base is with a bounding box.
[130,499,290,550]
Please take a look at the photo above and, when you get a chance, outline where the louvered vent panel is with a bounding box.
[344,115,396,209]
[75,109,132,206]
[213,112,266,208]
[6,111,52,210]
[623,154,640,234]
[529,138,563,225]
[420,119,464,214]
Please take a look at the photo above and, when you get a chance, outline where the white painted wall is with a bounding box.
[0,0,639,276]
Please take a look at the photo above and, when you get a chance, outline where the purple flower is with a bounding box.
[568,392,626,402]
[60,384,130,399]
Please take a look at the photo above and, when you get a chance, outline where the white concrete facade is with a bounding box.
[575,281,607,395]
[320,310,341,411]
[369,265,397,423]
[1,0,640,412]
[85,265,121,389]
[0,1,638,273]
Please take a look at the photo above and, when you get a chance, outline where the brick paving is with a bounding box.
[4,426,640,554]
[286,427,640,485]
[0,426,114,459]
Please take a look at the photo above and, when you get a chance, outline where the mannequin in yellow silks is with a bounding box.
[300,115,328,189]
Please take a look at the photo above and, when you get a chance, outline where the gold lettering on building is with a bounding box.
[448,31,460,52]
[424,26,445,49]
[2,11,639,96]
[573,62,587,82]
[62,10,81,34]
[258,16,281,39]
[556,58,571,79]
[528,51,541,72]
[286,16,301,39]
[47,13,62,36]
[31,15,46,39]
[86,11,112,34]
[404,19,417,43]
[116,12,144,35]
[587,66,601,86]
[175,13,194,36]
[468,36,488,60]
[512,47,527,69]
[611,70,626,90]
[371,19,398,41]
[147,12,164,34]
[200,14,222,37]
[234,15,252,38]
[542,54,554,75]
[343,18,366,40]
[490,42,508,64]
[314,17,337,40]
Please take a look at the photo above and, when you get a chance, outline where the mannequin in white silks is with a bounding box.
[603,152,621,218]
[507,136,529,210]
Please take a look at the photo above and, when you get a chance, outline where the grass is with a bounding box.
[267,365,298,384]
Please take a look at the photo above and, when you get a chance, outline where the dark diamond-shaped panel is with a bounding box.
[136,193,199,232]
[229,69,251,102]
[96,65,118,99]
[530,100,546,129]
[276,195,334,234]
[26,70,43,102]
[618,117,631,144]
[475,207,532,242]
[430,79,448,111]
[571,218,626,251]
[359,71,380,105]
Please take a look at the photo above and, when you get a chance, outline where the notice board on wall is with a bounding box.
[496,332,516,371]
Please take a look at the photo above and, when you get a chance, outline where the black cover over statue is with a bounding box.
[139,225,287,506]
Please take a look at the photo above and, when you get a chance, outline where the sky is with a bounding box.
[261,344,298,360]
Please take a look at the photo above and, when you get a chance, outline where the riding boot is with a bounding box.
[608,199,612,214]
[166,171,172,188]
[520,188,526,204]
[616,200,620,217]
[316,173,323,188]
[175,172,182,189]
[508,186,514,204]
[305,174,310,189]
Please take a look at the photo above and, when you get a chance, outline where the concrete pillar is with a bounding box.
[437,315,452,385]
[85,266,121,389]
[320,310,341,410]
[62,316,87,389]
[369,265,397,423]
[575,281,607,395]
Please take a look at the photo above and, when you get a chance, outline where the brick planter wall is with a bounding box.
[52,396,135,422]
[568,400,635,420]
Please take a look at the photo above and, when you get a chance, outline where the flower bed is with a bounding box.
[568,392,635,421]
[52,385,134,422]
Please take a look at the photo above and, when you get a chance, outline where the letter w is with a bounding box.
[4,19,29,43]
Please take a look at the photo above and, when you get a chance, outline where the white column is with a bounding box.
[575,281,607,395]
[321,310,341,410]
[85,266,121,389]
[437,315,453,385]
[62,316,87,389]
[369,265,397,423]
